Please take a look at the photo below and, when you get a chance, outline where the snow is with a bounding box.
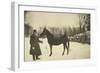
[24,37,90,62]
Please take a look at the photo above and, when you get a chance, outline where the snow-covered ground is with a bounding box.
[24,37,90,62]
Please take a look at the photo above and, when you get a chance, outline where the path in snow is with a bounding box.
[24,37,90,62]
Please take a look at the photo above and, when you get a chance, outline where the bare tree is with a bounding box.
[78,14,90,33]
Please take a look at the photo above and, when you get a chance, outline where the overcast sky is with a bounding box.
[24,11,81,29]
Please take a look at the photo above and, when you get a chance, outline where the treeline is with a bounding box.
[24,24,33,37]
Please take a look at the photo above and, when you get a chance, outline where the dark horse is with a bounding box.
[40,28,70,56]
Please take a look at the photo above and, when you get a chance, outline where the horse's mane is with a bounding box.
[45,28,54,37]
[45,28,67,38]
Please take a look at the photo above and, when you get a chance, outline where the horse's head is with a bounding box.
[40,27,47,38]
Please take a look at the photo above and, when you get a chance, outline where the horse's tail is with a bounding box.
[63,32,70,50]
[64,33,70,49]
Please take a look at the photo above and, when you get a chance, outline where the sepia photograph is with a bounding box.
[24,11,90,62]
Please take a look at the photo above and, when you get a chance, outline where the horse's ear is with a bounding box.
[45,24,47,27]
[44,24,47,29]
[44,26,46,29]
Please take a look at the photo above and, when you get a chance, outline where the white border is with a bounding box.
[11,2,97,71]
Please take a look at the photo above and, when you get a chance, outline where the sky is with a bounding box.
[24,11,80,29]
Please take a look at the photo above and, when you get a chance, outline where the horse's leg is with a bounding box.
[49,44,52,56]
[62,44,65,56]
[66,41,69,55]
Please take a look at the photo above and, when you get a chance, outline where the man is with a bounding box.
[30,29,42,61]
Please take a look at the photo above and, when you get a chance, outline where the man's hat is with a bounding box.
[33,29,37,32]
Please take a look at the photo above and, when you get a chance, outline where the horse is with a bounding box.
[40,27,70,56]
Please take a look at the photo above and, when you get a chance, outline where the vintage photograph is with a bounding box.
[24,11,90,62]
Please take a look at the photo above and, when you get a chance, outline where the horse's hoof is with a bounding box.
[49,54,52,56]
[67,53,69,55]
[62,53,64,56]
